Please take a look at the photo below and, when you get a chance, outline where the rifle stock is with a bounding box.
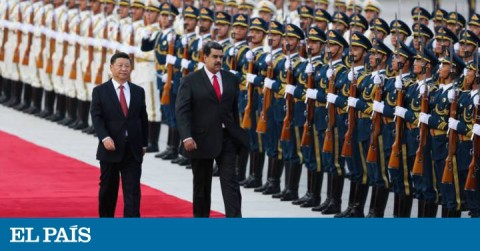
[442,91,458,184]
[56,17,69,77]
[323,72,336,153]
[69,14,81,80]
[0,2,10,61]
[301,69,315,147]
[341,74,357,157]
[46,10,57,74]
[388,89,404,169]
[280,68,293,141]
[94,21,108,85]
[465,106,479,190]
[256,56,273,134]
[83,20,93,83]
[241,59,255,129]
[13,6,23,64]
[366,77,383,163]
[161,33,175,105]
[412,82,430,175]
[36,9,47,69]
[22,5,35,66]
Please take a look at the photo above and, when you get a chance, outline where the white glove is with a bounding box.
[419,84,430,95]
[142,29,152,39]
[463,68,468,76]
[264,78,275,89]
[326,68,334,79]
[93,38,102,48]
[265,54,272,64]
[284,57,291,70]
[285,84,296,95]
[197,37,203,51]
[373,101,385,114]
[454,42,460,52]
[326,93,338,104]
[245,50,254,62]
[348,70,356,81]
[228,47,235,56]
[197,62,204,69]
[246,73,256,83]
[347,97,358,108]
[181,59,191,70]
[230,70,238,75]
[395,75,403,89]
[305,63,314,74]
[419,112,431,125]
[448,117,460,131]
[166,33,174,42]
[306,88,318,101]
[394,106,407,118]
[448,89,456,102]
[432,39,437,48]
[474,95,479,106]
[165,54,176,65]
[161,74,168,83]
[473,124,480,136]
[181,36,188,46]
[373,74,382,85]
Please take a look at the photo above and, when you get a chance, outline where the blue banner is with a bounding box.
[0,219,477,251]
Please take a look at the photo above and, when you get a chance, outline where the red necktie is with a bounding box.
[212,75,221,101]
[119,85,128,116]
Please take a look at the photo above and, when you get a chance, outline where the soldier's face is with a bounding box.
[249,29,265,45]
[392,55,406,71]
[270,34,282,49]
[67,0,75,8]
[103,3,115,14]
[351,25,365,34]
[258,11,272,23]
[351,46,366,63]
[215,3,225,12]
[118,5,129,18]
[300,17,312,31]
[390,31,405,47]
[199,19,212,33]
[159,14,172,28]
[204,48,223,73]
[333,22,346,34]
[447,23,459,35]
[413,58,425,74]
[412,35,426,51]
[145,10,159,25]
[239,8,252,16]
[440,39,451,54]
[110,58,132,82]
[91,1,101,12]
[184,17,197,33]
[327,44,341,58]
[439,63,451,79]
[131,7,144,21]
[201,0,211,8]
[465,69,476,87]
[307,40,322,55]
[305,0,314,8]
[469,25,480,37]
[228,6,239,15]
[53,0,64,7]
[284,37,299,53]
[364,10,377,23]
[215,23,230,38]
[79,0,87,10]
[233,25,248,41]
[315,21,328,31]
[368,52,383,68]
[318,3,328,10]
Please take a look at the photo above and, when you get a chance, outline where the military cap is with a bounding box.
[258,0,276,14]
[326,29,348,48]
[395,41,416,60]
[269,21,284,35]
[199,7,214,21]
[459,30,480,47]
[440,52,466,74]
[390,19,412,37]
[160,2,179,16]
[285,23,305,40]
[308,26,326,42]
[350,32,372,50]
[317,0,329,4]
[118,0,130,6]
[238,0,254,10]
[363,0,381,13]
[183,5,199,19]
[215,11,231,25]
[369,17,390,35]
[469,13,480,27]
[350,13,368,30]
[432,8,448,22]
[314,8,332,23]
[215,0,226,4]
[435,26,459,44]
[298,5,314,19]
[226,0,238,7]
[347,0,363,13]
[333,12,350,28]
[466,61,478,71]
[146,0,160,12]
[415,47,439,66]
[335,0,346,8]
[411,6,432,20]
[100,0,116,4]
[250,17,268,33]
[232,14,249,27]
[447,12,466,28]
[131,0,146,9]
[412,23,434,40]
[369,39,392,56]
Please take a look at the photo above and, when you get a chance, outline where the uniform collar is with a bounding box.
[331,59,342,65]
[353,65,364,72]
[443,82,454,92]
[162,27,173,36]
[218,38,230,45]
[311,55,322,61]
[471,89,478,97]
[252,46,263,53]
[272,47,283,55]
[234,40,247,47]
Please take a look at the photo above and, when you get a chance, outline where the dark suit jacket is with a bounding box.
[175,68,249,159]
[91,80,149,163]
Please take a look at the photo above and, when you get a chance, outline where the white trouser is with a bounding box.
[132,62,161,122]
[62,45,77,98]
[39,49,53,91]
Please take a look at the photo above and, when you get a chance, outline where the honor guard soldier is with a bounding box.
[368,17,389,42]
[447,11,466,38]
[298,5,314,57]
[238,0,254,16]
[257,0,276,23]
[359,40,392,217]
[224,13,250,182]
[316,0,329,11]
[346,0,362,17]
[225,0,238,16]
[362,0,381,23]
[313,8,331,32]
[0,0,10,103]
[349,13,369,35]
[241,17,268,188]
[256,21,286,195]
[411,6,432,26]
[213,11,232,66]
[458,30,480,65]
[432,8,448,29]
[142,1,181,160]
[468,13,480,37]
[296,26,327,208]
[410,23,434,53]
[214,0,226,12]
[373,41,415,217]
[318,29,348,215]
[332,12,349,36]
[333,0,347,13]
[386,19,411,77]
[418,53,466,217]
[394,48,439,217]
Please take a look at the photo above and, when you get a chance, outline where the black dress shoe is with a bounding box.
[312,198,331,212]
[300,197,320,208]
[171,156,183,164]
[155,148,173,158]
[239,176,253,186]
[280,190,299,201]
[185,164,192,169]
[322,201,341,215]
[254,182,270,193]
[272,189,286,199]
[243,178,262,188]
[333,206,353,218]
[161,151,178,160]
[292,192,312,205]
[262,183,280,195]
[145,144,159,153]
[177,157,190,166]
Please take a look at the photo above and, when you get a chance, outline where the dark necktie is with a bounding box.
[119,85,128,116]
[212,75,221,101]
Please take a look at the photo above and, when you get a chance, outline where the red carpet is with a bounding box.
[0,131,223,218]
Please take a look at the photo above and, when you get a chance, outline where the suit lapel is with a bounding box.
[107,80,127,118]
[200,69,220,102]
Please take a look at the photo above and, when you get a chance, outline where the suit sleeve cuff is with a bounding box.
[183,137,193,143]
[102,136,111,143]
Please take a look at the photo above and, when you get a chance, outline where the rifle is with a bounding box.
[280,42,294,141]
[301,43,314,147]
[211,0,217,40]
[366,13,382,163]
[241,16,254,129]
[36,4,47,68]
[323,32,336,153]
[22,0,34,66]
[83,14,93,83]
[46,3,56,74]
[256,32,274,134]
[160,3,175,105]
[69,8,81,80]
[388,13,404,170]
[0,1,10,61]
[181,0,189,76]
[341,3,357,157]
[56,10,70,77]
[94,10,108,85]
[13,2,23,64]
[129,21,135,70]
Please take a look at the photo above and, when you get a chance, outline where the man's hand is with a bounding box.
[183,138,197,151]
[103,138,116,151]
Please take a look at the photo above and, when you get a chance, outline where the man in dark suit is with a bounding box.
[176,41,249,217]
[91,52,149,217]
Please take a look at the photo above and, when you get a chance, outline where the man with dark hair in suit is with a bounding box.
[176,41,249,218]
[91,52,149,217]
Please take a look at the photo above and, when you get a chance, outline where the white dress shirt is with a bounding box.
[112,78,131,108]
[204,67,223,95]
